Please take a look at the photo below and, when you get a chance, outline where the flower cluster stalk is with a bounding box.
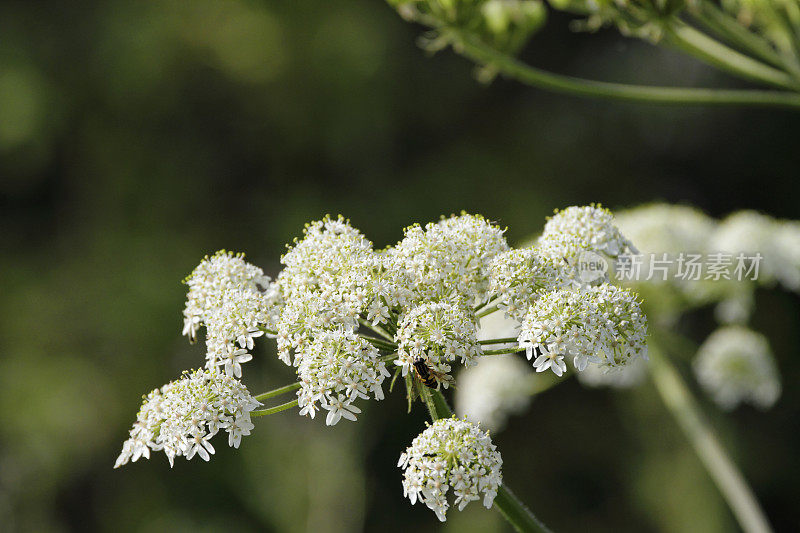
[648,336,773,533]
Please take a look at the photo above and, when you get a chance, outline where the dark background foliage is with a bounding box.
[1,1,797,531]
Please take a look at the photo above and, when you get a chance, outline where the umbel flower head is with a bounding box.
[488,247,565,320]
[518,284,648,375]
[181,250,280,374]
[388,213,509,303]
[398,417,503,521]
[395,300,482,387]
[293,328,391,425]
[115,369,261,468]
[540,204,637,258]
[694,326,781,410]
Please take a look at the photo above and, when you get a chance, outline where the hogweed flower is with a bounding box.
[395,300,482,387]
[488,247,564,320]
[182,251,279,374]
[387,213,509,303]
[693,326,781,410]
[114,369,261,468]
[540,204,637,259]
[292,328,391,424]
[518,285,648,375]
[398,417,503,521]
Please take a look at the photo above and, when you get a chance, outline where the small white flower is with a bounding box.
[219,347,253,379]
[323,394,363,425]
[186,431,216,462]
[227,416,255,448]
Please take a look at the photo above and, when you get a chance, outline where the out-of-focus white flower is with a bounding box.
[395,300,482,387]
[710,210,783,289]
[114,369,261,468]
[388,213,509,304]
[476,310,520,346]
[518,285,648,375]
[575,356,647,389]
[772,220,800,290]
[693,326,781,410]
[488,248,564,320]
[292,328,390,425]
[616,203,716,257]
[455,355,532,431]
[398,417,503,521]
[615,204,720,308]
[713,211,800,293]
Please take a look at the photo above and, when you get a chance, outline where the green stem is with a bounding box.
[494,486,553,533]
[424,389,551,533]
[663,19,800,91]
[690,1,788,70]
[481,347,522,355]
[647,340,773,533]
[450,32,800,108]
[360,334,397,350]
[476,304,500,318]
[251,399,299,418]
[478,337,518,345]
[379,352,399,363]
[359,318,395,342]
[254,382,301,402]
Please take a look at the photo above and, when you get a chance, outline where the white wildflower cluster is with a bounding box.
[615,205,800,324]
[693,326,781,410]
[395,301,482,387]
[387,213,509,303]
[293,328,390,425]
[540,204,637,258]
[455,356,533,432]
[398,417,503,521]
[182,250,279,374]
[115,369,261,468]
[488,248,564,320]
[518,285,648,376]
[712,210,800,291]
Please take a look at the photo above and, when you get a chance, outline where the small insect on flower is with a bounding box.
[413,356,455,389]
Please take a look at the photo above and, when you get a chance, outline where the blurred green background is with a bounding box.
[1,0,798,531]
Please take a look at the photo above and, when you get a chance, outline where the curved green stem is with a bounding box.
[422,389,551,533]
[360,333,397,351]
[690,1,788,70]
[450,32,800,108]
[663,19,800,91]
[251,398,299,418]
[358,318,395,342]
[254,382,301,402]
[476,304,500,318]
[648,339,773,533]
